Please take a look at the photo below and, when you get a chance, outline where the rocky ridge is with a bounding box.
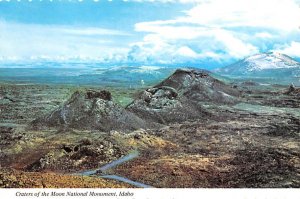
[32,69,240,129]
[31,89,150,132]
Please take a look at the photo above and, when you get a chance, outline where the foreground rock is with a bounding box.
[31,90,149,131]
[126,69,239,124]
[0,168,130,188]
[31,69,240,128]
[114,110,300,188]
[127,86,209,124]
[1,69,300,188]
[156,69,240,104]
[25,137,125,172]
[284,84,300,97]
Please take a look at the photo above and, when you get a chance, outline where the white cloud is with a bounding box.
[1,0,300,66]
[130,0,300,65]
[176,46,198,58]
[134,26,259,59]
[125,0,204,3]
[275,42,300,58]
[184,0,300,31]
[254,32,274,39]
[136,0,300,31]
[0,21,129,62]
[124,0,300,4]
[212,29,258,58]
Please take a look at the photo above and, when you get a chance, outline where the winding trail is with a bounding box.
[77,150,154,188]
[100,175,153,188]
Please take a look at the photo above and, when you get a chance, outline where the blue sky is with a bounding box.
[0,0,300,68]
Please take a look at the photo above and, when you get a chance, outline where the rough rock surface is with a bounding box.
[0,127,23,146]
[126,69,238,124]
[156,69,240,104]
[25,137,124,172]
[284,84,300,97]
[1,69,300,188]
[0,168,130,188]
[31,90,149,131]
[126,86,209,124]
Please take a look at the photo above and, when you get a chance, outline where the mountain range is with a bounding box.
[0,52,300,86]
[214,52,300,85]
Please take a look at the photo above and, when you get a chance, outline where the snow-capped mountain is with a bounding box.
[244,52,299,70]
[214,52,300,82]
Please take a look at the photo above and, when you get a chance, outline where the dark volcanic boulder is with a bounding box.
[126,86,209,124]
[31,90,149,132]
[156,69,240,104]
[284,84,300,97]
[126,68,240,124]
